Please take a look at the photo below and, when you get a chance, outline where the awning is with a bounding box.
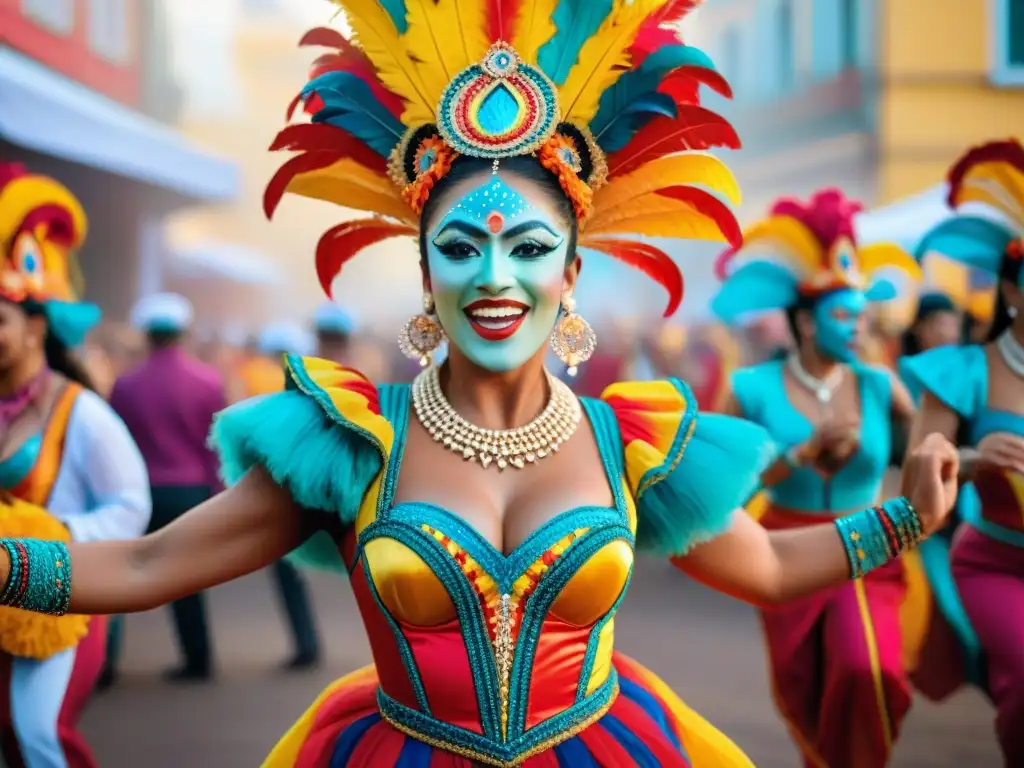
[170,242,285,286]
[0,47,238,201]
[854,184,951,252]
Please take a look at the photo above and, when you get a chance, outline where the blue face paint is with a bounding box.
[812,288,866,363]
[426,175,568,372]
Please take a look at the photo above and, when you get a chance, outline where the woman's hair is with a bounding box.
[22,304,96,391]
[417,155,578,265]
[783,293,819,347]
[900,291,960,356]
[987,256,1023,342]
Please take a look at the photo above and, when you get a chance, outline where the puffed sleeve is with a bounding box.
[209,355,392,571]
[898,344,987,420]
[602,378,777,556]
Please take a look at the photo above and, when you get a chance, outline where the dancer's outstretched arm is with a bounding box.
[0,468,318,615]
[674,433,959,607]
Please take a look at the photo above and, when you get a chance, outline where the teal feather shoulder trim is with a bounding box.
[209,389,384,572]
[898,344,987,419]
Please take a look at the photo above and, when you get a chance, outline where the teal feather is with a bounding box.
[591,44,717,136]
[711,262,800,324]
[42,300,102,349]
[209,390,384,573]
[633,379,777,556]
[303,72,405,156]
[595,92,676,152]
[536,0,615,85]
[914,215,1016,275]
[379,0,408,33]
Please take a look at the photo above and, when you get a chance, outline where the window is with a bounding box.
[776,0,795,92]
[993,0,1024,84]
[20,0,74,34]
[87,0,129,63]
[840,0,857,67]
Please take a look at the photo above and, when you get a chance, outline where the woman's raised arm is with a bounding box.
[1,468,312,615]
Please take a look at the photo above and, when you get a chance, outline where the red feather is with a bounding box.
[946,138,1024,205]
[629,26,679,67]
[299,27,349,49]
[656,186,742,247]
[713,245,740,280]
[487,0,519,42]
[659,66,733,101]
[286,92,304,121]
[607,106,741,177]
[263,151,343,219]
[584,238,684,316]
[316,219,417,296]
[268,124,387,173]
[646,0,702,25]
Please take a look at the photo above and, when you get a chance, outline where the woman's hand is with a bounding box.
[800,415,861,475]
[901,432,960,536]
[976,432,1024,476]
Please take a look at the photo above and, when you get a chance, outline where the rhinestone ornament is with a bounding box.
[550,296,596,376]
[412,365,582,471]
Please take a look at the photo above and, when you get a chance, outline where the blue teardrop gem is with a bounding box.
[477,83,520,135]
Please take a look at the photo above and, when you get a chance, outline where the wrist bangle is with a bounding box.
[0,539,72,616]
[834,497,922,580]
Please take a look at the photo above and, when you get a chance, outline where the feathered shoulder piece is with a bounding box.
[915,138,1024,281]
[265,0,743,316]
[711,188,921,323]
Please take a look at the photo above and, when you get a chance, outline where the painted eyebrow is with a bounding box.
[433,219,562,243]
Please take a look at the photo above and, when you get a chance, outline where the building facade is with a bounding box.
[0,0,238,319]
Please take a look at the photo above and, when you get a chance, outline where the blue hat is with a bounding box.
[257,322,315,356]
[130,293,194,333]
[313,302,355,335]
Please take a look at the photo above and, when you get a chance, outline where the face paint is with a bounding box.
[426,175,568,372]
[812,288,866,363]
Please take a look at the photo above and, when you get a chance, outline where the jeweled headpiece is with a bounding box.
[265,0,743,316]
[0,164,100,347]
[915,138,1024,288]
[711,188,922,323]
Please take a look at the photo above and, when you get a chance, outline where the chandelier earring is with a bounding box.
[399,291,445,367]
[550,290,596,376]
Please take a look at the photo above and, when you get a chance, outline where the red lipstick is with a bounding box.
[463,298,530,342]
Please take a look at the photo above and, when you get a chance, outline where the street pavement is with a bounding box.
[82,559,1000,768]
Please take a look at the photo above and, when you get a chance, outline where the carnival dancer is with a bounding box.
[0,163,150,768]
[249,322,322,670]
[901,138,1024,766]
[712,188,923,767]
[110,293,224,683]
[313,302,356,365]
[0,4,960,766]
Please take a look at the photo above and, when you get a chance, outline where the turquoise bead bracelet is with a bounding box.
[835,497,922,580]
[0,539,72,616]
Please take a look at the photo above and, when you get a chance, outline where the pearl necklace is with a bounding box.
[787,355,845,404]
[412,365,582,471]
[997,331,1024,379]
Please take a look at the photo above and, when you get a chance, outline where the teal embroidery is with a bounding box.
[634,378,697,500]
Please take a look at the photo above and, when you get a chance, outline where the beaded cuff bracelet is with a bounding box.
[0,539,72,616]
[835,497,922,580]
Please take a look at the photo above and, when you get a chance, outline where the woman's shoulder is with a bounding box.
[595,378,776,556]
[897,344,987,417]
[210,356,395,539]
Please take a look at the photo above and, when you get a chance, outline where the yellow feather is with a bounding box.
[286,158,415,223]
[741,216,823,273]
[954,168,1024,230]
[510,0,559,63]
[593,154,740,212]
[858,243,923,283]
[331,0,434,125]
[403,0,491,105]
[588,194,691,232]
[587,210,731,242]
[559,0,669,124]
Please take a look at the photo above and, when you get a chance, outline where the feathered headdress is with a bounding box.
[0,163,100,347]
[265,0,742,317]
[711,188,921,323]
[914,138,1024,286]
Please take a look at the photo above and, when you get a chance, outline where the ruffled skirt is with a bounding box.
[263,653,753,767]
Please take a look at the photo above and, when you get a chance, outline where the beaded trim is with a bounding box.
[0,539,71,615]
[835,497,923,579]
[378,675,619,767]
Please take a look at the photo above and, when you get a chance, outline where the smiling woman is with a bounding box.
[0,3,963,767]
